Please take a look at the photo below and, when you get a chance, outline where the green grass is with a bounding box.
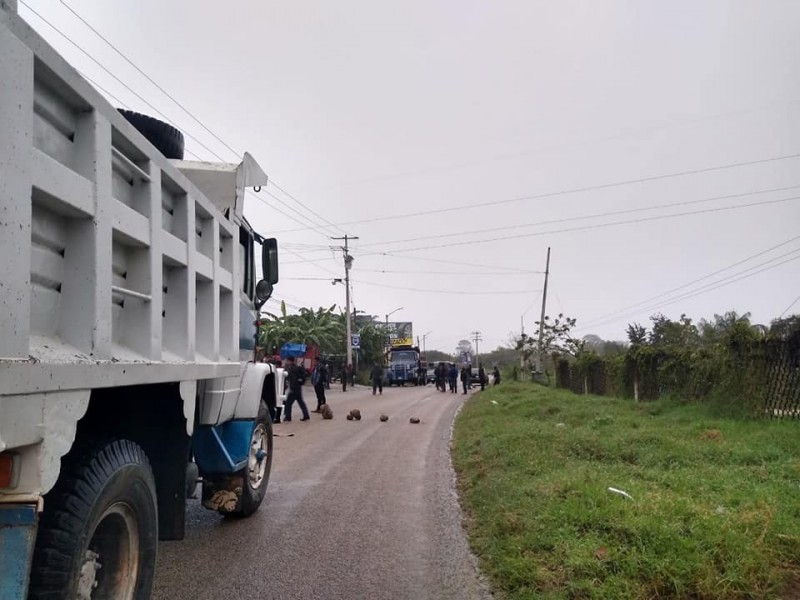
[452,381,800,599]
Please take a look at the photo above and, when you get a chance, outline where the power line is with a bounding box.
[522,291,543,316]
[258,189,341,239]
[265,297,303,312]
[19,0,230,163]
[635,253,800,317]
[279,252,544,273]
[321,99,800,193]
[272,152,800,234]
[357,184,800,249]
[281,242,337,249]
[779,294,800,318]
[282,277,341,281]
[79,70,210,163]
[355,268,533,276]
[280,256,339,267]
[246,189,344,242]
[269,181,346,235]
[350,278,537,296]
[582,249,800,331]
[35,0,342,234]
[370,253,543,274]
[581,234,800,327]
[281,245,340,278]
[32,5,345,285]
[79,70,129,110]
[360,195,800,255]
[56,0,240,160]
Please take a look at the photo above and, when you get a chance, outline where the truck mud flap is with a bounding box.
[0,504,37,600]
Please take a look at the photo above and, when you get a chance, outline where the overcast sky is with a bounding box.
[18,0,800,354]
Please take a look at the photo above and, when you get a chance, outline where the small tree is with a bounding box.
[626,323,648,345]
[516,313,583,370]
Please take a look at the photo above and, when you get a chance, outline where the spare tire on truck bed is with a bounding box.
[118,109,185,160]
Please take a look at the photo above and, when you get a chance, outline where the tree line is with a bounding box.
[519,310,800,414]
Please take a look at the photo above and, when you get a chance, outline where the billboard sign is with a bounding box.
[386,321,413,346]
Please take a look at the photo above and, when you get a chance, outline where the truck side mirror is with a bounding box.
[262,238,279,285]
[255,279,273,310]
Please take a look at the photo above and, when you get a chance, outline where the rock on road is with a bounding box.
[153,383,492,600]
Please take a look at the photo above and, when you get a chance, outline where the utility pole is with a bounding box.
[470,330,482,365]
[421,331,432,358]
[536,247,551,374]
[332,234,358,371]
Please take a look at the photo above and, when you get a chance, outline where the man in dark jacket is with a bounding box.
[478,363,487,391]
[448,364,458,393]
[370,363,384,395]
[434,363,443,391]
[284,356,310,422]
[460,366,470,394]
[311,363,328,412]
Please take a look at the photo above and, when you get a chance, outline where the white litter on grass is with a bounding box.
[607,487,634,500]
[490,400,498,405]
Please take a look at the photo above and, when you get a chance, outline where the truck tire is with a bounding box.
[231,402,273,517]
[28,439,158,600]
[118,109,185,160]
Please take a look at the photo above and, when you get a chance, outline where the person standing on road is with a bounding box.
[448,364,458,393]
[460,366,469,394]
[284,356,311,422]
[492,366,501,386]
[342,361,348,392]
[478,363,487,392]
[347,363,355,388]
[370,363,384,395]
[311,362,327,413]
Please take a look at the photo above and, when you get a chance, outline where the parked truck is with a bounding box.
[386,345,421,386]
[0,4,286,598]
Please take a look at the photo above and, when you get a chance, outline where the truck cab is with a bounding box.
[387,346,421,386]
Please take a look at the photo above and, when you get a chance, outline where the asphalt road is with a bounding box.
[153,382,492,600]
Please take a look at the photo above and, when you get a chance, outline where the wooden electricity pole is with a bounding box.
[535,247,551,374]
[332,234,358,369]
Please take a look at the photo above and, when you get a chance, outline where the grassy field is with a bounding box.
[452,381,800,599]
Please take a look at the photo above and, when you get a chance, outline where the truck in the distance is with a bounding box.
[0,4,284,598]
[386,345,422,386]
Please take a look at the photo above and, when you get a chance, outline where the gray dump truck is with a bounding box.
[0,3,286,598]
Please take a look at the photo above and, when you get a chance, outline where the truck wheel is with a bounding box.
[28,439,157,600]
[232,403,273,517]
[118,109,185,160]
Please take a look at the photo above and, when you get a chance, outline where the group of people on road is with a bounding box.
[283,359,365,421]
[432,362,501,393]
[262,355,503,424]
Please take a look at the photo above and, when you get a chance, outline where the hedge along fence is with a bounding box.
[555,339,800,418]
